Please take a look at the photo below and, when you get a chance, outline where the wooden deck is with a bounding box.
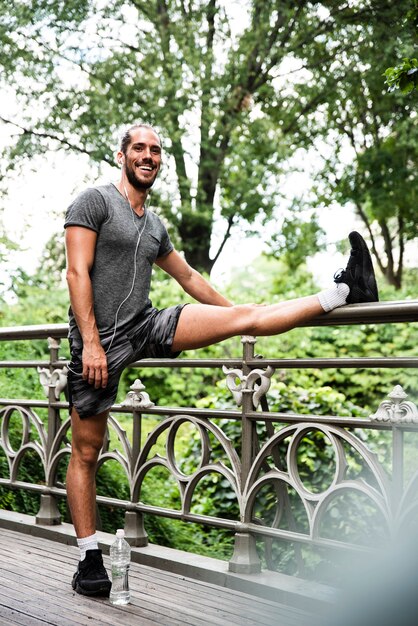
[0,528,310,626]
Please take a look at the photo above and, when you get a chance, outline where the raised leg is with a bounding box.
[66,408,109,538]
[172,295,323,352]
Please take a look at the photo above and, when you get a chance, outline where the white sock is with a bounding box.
[77,533,99,561]
[317,283,350,312]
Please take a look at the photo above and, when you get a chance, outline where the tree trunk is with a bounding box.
[178,211,214,274]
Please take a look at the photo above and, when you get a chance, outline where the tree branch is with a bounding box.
[354,200,386,275]
[396,215,404,288]
[0,116,114,165]
[211,215,234,266]
[128,0,154,21]
[379,217,396,282]
[282,91,326,135]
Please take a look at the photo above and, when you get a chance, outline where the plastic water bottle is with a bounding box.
[109,529,131,605]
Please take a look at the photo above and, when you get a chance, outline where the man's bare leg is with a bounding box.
[66,408,108,538]
[172,295,324,352]
[67,408,112,596]
[173,229,381,351]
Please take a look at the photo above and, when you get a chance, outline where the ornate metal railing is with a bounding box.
[1,300,418,580]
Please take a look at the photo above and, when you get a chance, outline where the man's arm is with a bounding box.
[65,226,108,388]
[155,250,233,307]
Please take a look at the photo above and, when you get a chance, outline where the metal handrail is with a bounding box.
[0,300,417,341]
[0,299,417,579]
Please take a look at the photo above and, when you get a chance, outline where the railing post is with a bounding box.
[371,385,418,524]
[392,426,404,515]
[36,337,62,526]
[125,408,148,546]
[228,336,261,574]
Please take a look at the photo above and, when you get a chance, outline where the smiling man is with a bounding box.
[64,123,379,597]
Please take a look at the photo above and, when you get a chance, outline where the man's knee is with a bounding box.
[232,303,260,335]
[70,409,107,467]
[71,438,103,468]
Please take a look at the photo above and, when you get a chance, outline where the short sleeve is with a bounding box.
[157,223,174,258]
[64,188,109,232]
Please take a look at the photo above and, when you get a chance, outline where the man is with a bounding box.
[65,123,378,596]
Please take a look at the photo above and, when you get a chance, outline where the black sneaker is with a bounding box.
[72,549,111,597]
[334,231,379,304]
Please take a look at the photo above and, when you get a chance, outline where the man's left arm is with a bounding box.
[155,250,233,307]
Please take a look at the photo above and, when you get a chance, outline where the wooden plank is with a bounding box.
[0,549,191,626]
[0,572,187,626]
[1,544,281,626]
[0,529,287,614]
[0,606,52,626]
[0,548,219,626]
[0,528,309,626]
[0,532,286,623]
[0,576,188,626]
[3,549,277,626]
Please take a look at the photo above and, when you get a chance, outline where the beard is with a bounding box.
[125,160,157,190]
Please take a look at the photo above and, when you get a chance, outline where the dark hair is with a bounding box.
[119,123,162,154]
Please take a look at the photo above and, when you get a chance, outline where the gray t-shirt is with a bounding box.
[64,183,173,338]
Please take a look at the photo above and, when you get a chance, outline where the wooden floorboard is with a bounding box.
[0,528,310,626]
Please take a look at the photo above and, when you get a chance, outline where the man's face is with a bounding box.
[121,127,162,190]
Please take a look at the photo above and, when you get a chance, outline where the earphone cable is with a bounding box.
[67,186,149,377]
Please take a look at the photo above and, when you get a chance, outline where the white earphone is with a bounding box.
[67,183,149,377]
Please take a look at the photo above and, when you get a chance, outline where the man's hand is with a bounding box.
[82,341,108,389]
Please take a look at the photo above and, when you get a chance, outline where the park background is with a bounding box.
[0,0,417,578]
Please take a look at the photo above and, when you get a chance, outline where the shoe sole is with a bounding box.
[73,584,111,598]
[72,578,111,597]
[348,231,379,303]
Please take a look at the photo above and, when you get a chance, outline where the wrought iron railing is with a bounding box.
[1,300,417,580]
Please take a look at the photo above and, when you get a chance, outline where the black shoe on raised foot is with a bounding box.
[334,231,379,304]
[72,549,111,597]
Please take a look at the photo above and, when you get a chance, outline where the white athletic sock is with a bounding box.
[77,533,99,561]
[317,283,350,313]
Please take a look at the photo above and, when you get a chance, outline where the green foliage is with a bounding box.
[95,460,129,532]
[0,410,58,518]
[384,3,418,94]
[0,227,19,272]
[299,1,417,289]
[2,0,417,562]
[1,248,417,568]
[267,213,325,271]
[384,58,418,94]
[1,1,413,273]
[335,133,418,258]
[0,284,69,402]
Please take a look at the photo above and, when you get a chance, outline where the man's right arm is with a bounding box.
[65,226,108,389]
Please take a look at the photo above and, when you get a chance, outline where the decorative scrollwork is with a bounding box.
[223,366,275,408]
[37,366,68,400]
[0,405,47,481]
[121,379,154,409]
[0,404,74,491]
[243,423,392,548]
[370,385,418,423]
[96,414,133,485]
[131,414,241,519]
[240,335,257,344]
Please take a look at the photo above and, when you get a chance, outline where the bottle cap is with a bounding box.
[116,529,125,538]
